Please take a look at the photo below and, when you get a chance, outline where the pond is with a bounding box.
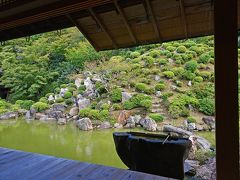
[0,119,129,169]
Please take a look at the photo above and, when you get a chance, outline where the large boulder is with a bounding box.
[35,113,47,120]
[124,116,136,128]
[202,116,215,130]
[58,118,67,125]
[47,110,64,120]
[76,118,93,131]
[114,123,123,129]
[52,104,66,112]
[84,77,94,92]
[121,92,132,102]
[196,158,216,180]
[75,77,82,88]
[78,98,91,110]
[0,112,18,120]
[69,107,79,117]
[99,121,111,129]
[139,117,157,131]
[117,110,130,125]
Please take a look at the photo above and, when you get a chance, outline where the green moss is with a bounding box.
[149,113,164,122]
[39,97,48,104]
[163,71,175,79]
[63,91,73,99]
[176,45,187,53]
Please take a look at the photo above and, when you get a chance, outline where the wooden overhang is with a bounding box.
[0,0,220,51]
[0,0,239,180]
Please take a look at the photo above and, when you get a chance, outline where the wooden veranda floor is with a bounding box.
[0,147,174,180]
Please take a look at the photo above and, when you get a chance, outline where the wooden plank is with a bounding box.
[0,147,169,180]
[113,0,137,44]
[214,0,239,179]
[88,8,118,49]
[144,0,162,42]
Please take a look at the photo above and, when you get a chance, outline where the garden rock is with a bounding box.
[117,110,130,125]
[125,116,135,128]
[188,123,196,131]
[202,116,215,130]
[78,98,90,109]
[188,81,192,86]
[0,112,18,120]
[75,77,82,88]
[58,118,67,125]
[48,110,64,120]
[121,92,132,102]
[60,88,68,97]
[35,113,46,120]
[52,104,66,112]
[84,77,94,92]
[156,91,162,97]
[196,158,216,180]
[76,118,93,131]
[114,123,123,129]
[139,117,157,131]
[99,121,111,129]
[92,74,102,82]
[154,75,161,82]
[69,107,79,117]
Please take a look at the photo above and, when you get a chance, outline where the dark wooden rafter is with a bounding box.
[179,0,188,38]
[88,8,118,49]
[113,0,137,44]
[144,0,162,42]
[66,14,100,51]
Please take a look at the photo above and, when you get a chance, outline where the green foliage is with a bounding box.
[15,100,34,110]
[79,108,110,121]
[112,103,122,110]
[198,71,212,80]
[187,116,196,123]
[149,113,164,122]
[101,103,110,110]
[55,97,64,103]
[176,46,187,53]
[183,71,196,80]
[163,71,175,79]
[199,98,215,115]
[130,51,141,58]
[39,97,48,104]
[124,94,152,110]
[192,83,214,99]
[63,91,72,99]
[185,60,198,72]
[166,46,175,52]
[0,99,17,114]
[194,76,204,83]
[149,50,160,58]
[142,56,154,67]
[110,87,122,102]
[55,87,61,94]
[155,83,166,91]
[60,84,68,88]
[32,102,49,112]
[172,67,185,77]
[157,58,168,65]
[65,98,73,105]
[78,85,86,94]
[198,53,211,64]
[195,150,215,165]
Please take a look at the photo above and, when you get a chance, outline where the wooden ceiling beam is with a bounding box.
[144,0,162,42]
[88,8,118,49]
[179,0,188,38]
[66,14,100,51]
[113,0,137,44]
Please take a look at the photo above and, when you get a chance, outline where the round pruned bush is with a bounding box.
[55,87,61,94]
[155,83,166,91]
[139,99,152,110]
[60,84,68,88]
[199,98,215,115]
[160,50,170,56]
[166,46,175,52]
[149,113,164,122]
[198,53,211,64]
[194,76,204,83]
[65,98,73,105]
[163,71,175,79]
[176,45,187,53]
[172,54,182,61]
[112,103,122,110]
[68,87,76,93]
[101,103,110,110]
[198,71,212,80]
[189,46,205,55]
[135,83,148,93]
[172,67,185,77]
[32,102,49,112]
[110,87,122,102]
[157,58,168,65]
[149,50,161,58]
[176,81,183,87]
[63,91,73,99]
[187,116,196,123]
[55,97,64,103]
[15,100,34,110]
[183,70,196,80]
[185,60,198,72]
[39,97,48,104]
[130,51,141,59]
[142,56,154,67]
[166,52,173,58]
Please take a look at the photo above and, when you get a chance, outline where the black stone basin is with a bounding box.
[113,131,192,179]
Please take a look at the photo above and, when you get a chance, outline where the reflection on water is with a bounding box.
[0,119,128,169]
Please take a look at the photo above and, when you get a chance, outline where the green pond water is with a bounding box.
[0,119,129,169]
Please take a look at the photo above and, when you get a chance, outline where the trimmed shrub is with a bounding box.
[176,81,183,87]
[198,71,211,80]
[160,50,170,56]
[157,58,168,65]
[198,53,211,64]
[68,83,77,89]
[172,67,185,77]
[163,71,175,79]
[166,46,175,52]
[65,98,73,105]
[135,83,148,93]
[68,87,76,93]
[139,99,152,110]
[63,91,72,99]
[95,82,107,95]
[130,51,141,58]
[194,76,204,83]
[15,100,34,110]
[55,97,64,103]
[99,110,110,121]
[183,71,196,80]
[149,50,161,58]
[60,84,68,88]
[172,54,182,61]
[39,97,48,104]
[123,94,152,110]
[187,116,196,123]
[176,46,187,53]
[199,98,215,115]
[112,103,122,110]
[110,87,122,102]
[185,60,198,72]
[32,102,49,112]
[101,103,110,110]
[55,87,61,94]
[123,101,135,110]
[149,113,164,122]
[155,83,166,91]
[143,56,154,67]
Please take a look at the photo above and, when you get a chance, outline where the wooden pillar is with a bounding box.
[214,0,239,179]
